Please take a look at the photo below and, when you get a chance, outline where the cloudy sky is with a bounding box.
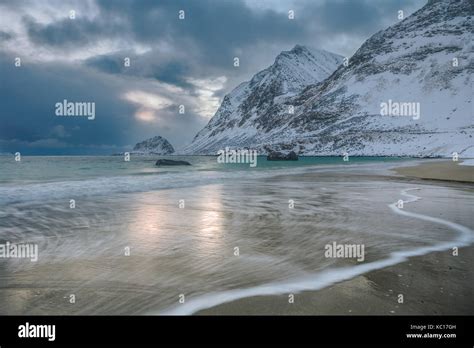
[0,0,426,155]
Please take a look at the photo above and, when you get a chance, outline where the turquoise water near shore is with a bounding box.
[0,156,411,206]
[0,155,409,184]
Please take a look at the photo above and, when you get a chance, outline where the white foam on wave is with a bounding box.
[459,159,474,166]
[0,161,393,205]
[0,168,281,205]
[156,188,473,315]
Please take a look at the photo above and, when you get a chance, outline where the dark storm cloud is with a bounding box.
[23,14,123,48]
[23,0,308,75]
[306,0,421,35]
[317,1,383,34]
[22,0,423,53]
[20,0,425,81]
[0,53,134,154]
[151,62,192,87]
[95,0,307,47]
[0,50,208,154]
[85,52,194,89]
[0,31,13,41]
[85,53,127,74]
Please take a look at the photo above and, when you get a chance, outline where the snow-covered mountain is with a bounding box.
[132,136,175,155]
[184,0,473,157]
[181,45,343,154]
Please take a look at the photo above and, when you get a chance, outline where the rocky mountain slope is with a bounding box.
[181,45,343,154]
[184,0,473,157]
[132,136,175,155]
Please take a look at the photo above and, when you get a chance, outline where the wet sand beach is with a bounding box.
[196,245,474,315]
[196,161,474,315]
[0,158,472,315]
[394,160,474,183]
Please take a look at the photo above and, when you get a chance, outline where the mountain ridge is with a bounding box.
[183,0,473,157]
[182,45,343,154]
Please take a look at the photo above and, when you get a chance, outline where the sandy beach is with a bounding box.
[394,160,474,183]
[195,160,474,315]
[197,245,474,315]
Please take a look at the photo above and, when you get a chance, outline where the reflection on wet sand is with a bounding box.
[0,169,472,314]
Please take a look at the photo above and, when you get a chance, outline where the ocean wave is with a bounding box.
[0,161,408,205]
[0,165,322,205]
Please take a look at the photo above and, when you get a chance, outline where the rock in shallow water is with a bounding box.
[267,151,298,161]
[155,159,191,166]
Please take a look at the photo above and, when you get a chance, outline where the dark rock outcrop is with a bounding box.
[267,151,298,161]
[155,159,191,166]
[133,136,175,155]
